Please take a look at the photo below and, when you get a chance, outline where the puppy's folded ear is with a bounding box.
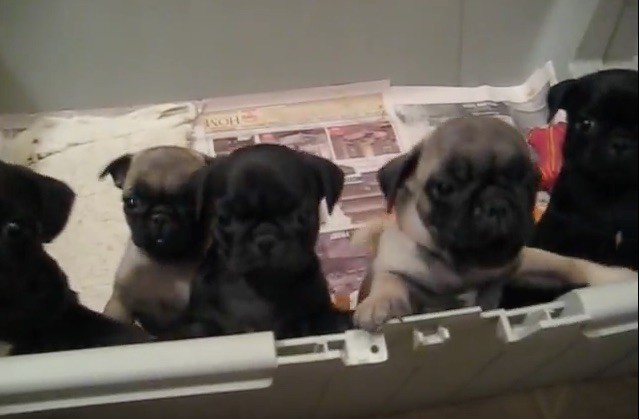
[34,172,76,242]
[378,148,420,212]
[202,154,216,165]
[547,79,577,123]
[304,154,345,213]
[99,154,133,189]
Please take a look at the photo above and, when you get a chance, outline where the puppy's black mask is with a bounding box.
[425,156,538,267]
[379,120,539,269]
[100,153,207,261]
[0,162,74,271]
[548,69,638,188]
[194,144,344,290]
[122,184,202,260]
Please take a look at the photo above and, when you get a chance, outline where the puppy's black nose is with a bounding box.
[255,236,276,254]
[151,213,170,228]
[476,199,509,221]
[610,139,631,156]
[2,222,24,240]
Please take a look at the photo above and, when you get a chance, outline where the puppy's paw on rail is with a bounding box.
[353,289,412,332]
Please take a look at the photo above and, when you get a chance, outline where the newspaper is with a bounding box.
[188,62,561,310]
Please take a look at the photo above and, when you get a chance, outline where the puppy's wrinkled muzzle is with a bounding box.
[608,138,633,158]
[255,235,277,255]
[148,210,176,245]
[252,223,279,256]
[472,188,516,238]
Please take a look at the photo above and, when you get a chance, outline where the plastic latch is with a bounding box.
[413,326,450,348]
[342,330,388,366]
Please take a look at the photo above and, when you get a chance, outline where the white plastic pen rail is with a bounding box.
[0,332,277,415]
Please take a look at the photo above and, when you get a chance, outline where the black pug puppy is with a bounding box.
[0,161,150,355]
[501,69,638,308]
[179,144,352,340]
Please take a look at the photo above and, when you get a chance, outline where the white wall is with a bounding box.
[1,0,636,114]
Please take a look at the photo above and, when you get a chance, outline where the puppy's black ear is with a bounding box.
[35,173,76,242]
[378,148,420,212]
[304,154,345,213]
[547,79,577,122]
[203,154,216,165]
[99,154,133,189]
[192,157,225,221]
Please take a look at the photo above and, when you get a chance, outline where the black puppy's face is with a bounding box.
[100,147,210,261]
[0,162,75,270]
[380,117,539,268]
[196,145,344,283]
[548,69,638,186]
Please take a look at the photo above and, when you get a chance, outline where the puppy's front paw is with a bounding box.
[602,267,638,283]
[354,292,411,332]
[584,264,638,286]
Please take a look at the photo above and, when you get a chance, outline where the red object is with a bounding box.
[527,123,566,191]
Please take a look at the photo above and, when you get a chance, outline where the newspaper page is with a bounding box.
[189,63,561,310]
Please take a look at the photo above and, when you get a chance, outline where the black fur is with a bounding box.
[1,162,150,354]
[501,69,638,308]
[179,144,351,339]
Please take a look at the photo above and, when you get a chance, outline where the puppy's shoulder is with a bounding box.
[372,222,430,279]
[115,240,149,276]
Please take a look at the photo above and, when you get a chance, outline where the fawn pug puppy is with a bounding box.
[1,161,149,354]
[100,146,212,336]
[353,116,637,331]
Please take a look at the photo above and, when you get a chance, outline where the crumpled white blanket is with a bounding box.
[1,103,198,311]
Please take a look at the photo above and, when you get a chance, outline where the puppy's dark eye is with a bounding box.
[575,119,596,133]
[123,195,141,211]
[2,221,24,239]
[216,212,231,227]
[428,179,455,199]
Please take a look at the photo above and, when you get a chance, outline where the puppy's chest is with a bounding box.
[567,200,637,247]
[216,279,275,331]
[374,225,506,306]
[117,263,195,317]
[374,227,466,294]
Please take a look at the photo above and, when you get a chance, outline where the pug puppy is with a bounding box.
[501,69,638,308]
[100,146,212,336]
[0,161,150,355]
[353,116,637,331]
[179,144,352,340]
